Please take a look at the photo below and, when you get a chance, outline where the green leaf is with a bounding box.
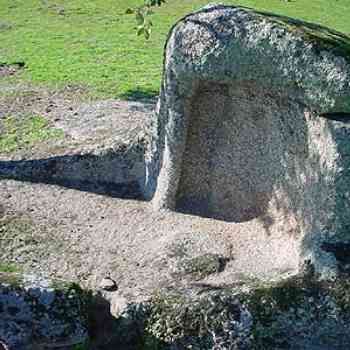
[130,0,166,39]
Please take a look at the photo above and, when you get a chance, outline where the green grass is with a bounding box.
[0,114,64,153]
[0,263,20,273]
[0,0,350,98]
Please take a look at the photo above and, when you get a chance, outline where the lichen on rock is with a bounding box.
[145,3,350,280]
[242,273,350,349]
[134,273,350,349]
[144,290,252,350]
[0,272,89,349]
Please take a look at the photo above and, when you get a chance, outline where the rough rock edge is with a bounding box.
[0,273,89,349]
[98,272,350,350]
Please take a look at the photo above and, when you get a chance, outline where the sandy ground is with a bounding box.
[0,78,299,303]
[0,178,299,297]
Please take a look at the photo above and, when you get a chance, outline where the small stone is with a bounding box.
[0,340,9,350]
[99,277,118,292]
[109,294,128,318]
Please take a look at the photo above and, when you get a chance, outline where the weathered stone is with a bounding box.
[144,4,350,279]
[108,274,350,350]
[145,291,253,350]
[0,273,88,350]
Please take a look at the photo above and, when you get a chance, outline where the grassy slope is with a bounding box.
[0,0,349,99]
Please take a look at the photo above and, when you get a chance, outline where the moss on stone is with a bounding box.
[328,277,350,313]
[72,342,90,350]
[279,20,350,60]
[0,214,35,242]
[244,275,316,313]
[0,214,37,269]
[46,281,93,335]
[143,290,250,350]
[239,273,350,349]
[138,272,350,349]
[0,274,90,348]
[246,7,350,62]
[178,253,227,280]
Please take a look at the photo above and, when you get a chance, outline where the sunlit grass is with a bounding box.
[0,114,64,153]
[0,0,349,98]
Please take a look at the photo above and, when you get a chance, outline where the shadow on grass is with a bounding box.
[119,88,159,102]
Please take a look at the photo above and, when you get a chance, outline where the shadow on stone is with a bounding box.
[0,150,145,200]
[175,81,310,227]
[322,242,350,273]
[320,112,350,122]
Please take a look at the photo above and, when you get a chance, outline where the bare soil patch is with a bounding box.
[0,62,25,78]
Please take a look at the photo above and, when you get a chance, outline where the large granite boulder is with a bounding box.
[0,273,89,349]
[144,4,350,278]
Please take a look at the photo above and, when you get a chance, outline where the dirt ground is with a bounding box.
[0,76,299,305]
